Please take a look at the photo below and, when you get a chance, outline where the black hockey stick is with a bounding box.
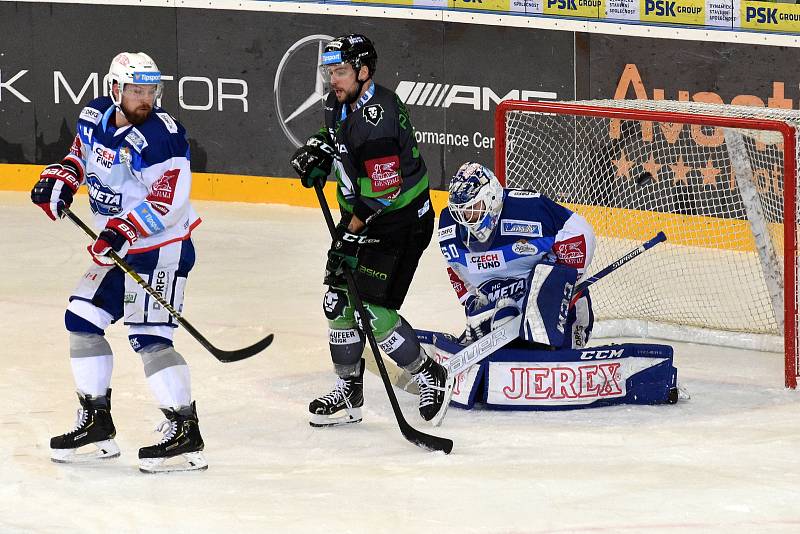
[63,208,273,363]
[313,183,453,454]
[570,231,667,306]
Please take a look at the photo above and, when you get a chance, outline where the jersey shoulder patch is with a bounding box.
[78,106,102,125]
[125,127,149,153]
[77,97,113,126]
[507,189,541,199]
[438,224,457,242]
[156,112,179,133]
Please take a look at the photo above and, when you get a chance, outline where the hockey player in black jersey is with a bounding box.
[291,34,455,427]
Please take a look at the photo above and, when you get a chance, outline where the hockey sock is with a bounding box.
[330,327,365,377]
[69,333,113,398]
[140,345,192,410]
[377,316,423,368]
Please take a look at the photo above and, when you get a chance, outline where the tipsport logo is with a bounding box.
[132,71,161,83]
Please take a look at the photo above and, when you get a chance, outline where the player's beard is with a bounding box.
[121,101,153,125]
[335,83,360,105]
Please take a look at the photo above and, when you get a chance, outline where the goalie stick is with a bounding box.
[63,208,273,363]
[446,231,668,374]
[313,183,453,454]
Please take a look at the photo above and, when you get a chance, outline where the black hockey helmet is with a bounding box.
[320,34,378,78]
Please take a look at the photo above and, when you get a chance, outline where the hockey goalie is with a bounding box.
[423,162,679,411]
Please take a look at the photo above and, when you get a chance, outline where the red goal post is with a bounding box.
[495,99,799,388]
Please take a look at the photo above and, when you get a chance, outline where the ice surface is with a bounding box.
[2,191,799,533]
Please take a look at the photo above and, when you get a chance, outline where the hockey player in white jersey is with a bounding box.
[31,52,206,473]
[439,162,596,350]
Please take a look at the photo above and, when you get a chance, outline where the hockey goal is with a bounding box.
[495,99,799,388]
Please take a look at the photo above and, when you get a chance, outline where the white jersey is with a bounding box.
[438,190,596,309]
[65,97,200,253]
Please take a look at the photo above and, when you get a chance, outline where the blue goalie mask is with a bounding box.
[448,162,504,244]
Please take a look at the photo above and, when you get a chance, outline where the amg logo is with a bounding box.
[395,81,557,112]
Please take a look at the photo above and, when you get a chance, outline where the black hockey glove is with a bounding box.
[324,223,361,286]
[290,134,336,188]
[31,162,82,221]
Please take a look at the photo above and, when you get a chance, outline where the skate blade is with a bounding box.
[139,451,208,474]
[51,439,120,463]
[430,376,457,428]
[309,407,362,427]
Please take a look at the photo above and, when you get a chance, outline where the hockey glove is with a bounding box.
[290,134,336,189]
[31,162,82,220]
[324,223,360,286]
[89,217,139,265]
[462,293,493,343]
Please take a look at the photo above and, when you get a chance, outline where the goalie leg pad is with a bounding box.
[520,262,578,347]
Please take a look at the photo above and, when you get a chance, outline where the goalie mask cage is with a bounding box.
[495,99,799,388]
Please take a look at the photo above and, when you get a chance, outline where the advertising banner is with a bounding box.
[605,0,639,21]
[0,2,574,191]
[543,0,604,18]
[639,0,706,25]
[741,0,800,32]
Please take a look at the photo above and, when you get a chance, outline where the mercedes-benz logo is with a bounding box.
[274,34,334,148]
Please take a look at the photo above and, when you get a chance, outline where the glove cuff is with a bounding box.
[40,164,81,193]
[107,217,139,245]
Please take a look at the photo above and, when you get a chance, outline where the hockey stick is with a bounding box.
[445,231,668,375]
[62,208,273,363]
[570,231,667,306]
[313,183,453,454]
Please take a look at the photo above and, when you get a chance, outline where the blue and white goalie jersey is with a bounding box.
[64,97,200,252]
[438,190,595,308]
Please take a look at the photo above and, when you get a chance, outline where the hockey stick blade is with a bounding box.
[313,184,453,454]
[63,208,273,363]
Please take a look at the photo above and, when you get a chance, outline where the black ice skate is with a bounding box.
[138,402,207,474]
[50,389,120,463]
[309,359,364,427]
[412,358,456,426]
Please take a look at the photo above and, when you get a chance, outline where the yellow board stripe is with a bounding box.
[3,163,774,253]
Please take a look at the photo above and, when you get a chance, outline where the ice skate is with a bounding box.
[138,402,207,474]
[50,389,120,463]
[412,358,456,426]
[309,359,364,427]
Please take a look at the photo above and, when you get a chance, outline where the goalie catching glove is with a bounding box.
[31,162,82,220]
[88,217,139,265]
[291,133,336,188]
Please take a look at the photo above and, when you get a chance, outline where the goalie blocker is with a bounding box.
[418,330,678,410]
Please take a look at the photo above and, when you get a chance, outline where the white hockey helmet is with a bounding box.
[448,162,504,244]
[107,52,163,106]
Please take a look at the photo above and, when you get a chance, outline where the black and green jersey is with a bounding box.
[323,82,430,228]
